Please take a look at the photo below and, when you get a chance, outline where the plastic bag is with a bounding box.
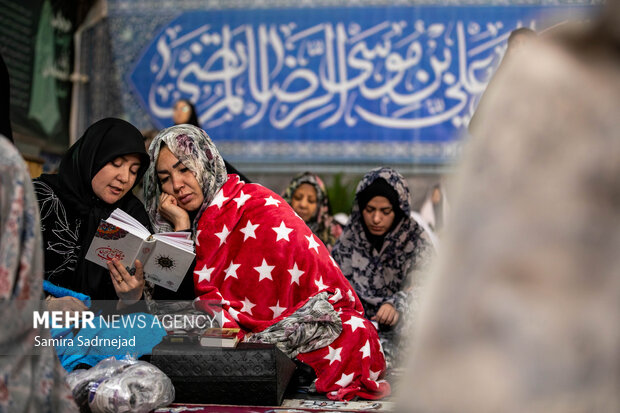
[67,356,175,413]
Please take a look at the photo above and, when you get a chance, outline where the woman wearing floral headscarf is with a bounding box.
[171,98,251,183]
[0,136,78,412]
[282,172,342,252]
[332,167,434,368]
[144,125,389,400]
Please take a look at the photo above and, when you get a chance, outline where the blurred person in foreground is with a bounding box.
[0,136,78,412]
[397,4,620,413]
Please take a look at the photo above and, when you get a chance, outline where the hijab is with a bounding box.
[37,118,150,298]
[144,124,228,235]
[332,167,429,313]
[281,172,340,249]
[356,177,405,252]
[0,136,78,412]
[172,100,251,183]
[174,99,201,128]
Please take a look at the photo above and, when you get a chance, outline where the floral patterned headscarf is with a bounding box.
[332,167,431,313]
[144,125,228,234]
[282,172,341,250]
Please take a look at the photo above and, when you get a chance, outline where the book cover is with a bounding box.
[85,209,195,292]
[199,328,241,348]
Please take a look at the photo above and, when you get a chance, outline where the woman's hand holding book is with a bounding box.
[108,258,144,306]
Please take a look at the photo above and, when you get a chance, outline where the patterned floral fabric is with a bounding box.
[245,292,342,358]
[332,167,433,367]
[0,136,78,412]
[144,126,390,400]
[144,125,228,235]
[281,172,342,251]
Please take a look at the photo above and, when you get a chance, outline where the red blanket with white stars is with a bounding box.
[193,176,390,400]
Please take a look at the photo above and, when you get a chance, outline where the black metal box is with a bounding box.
[151,342,297,406]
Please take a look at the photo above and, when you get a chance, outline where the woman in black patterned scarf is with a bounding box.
[282,172,342,252]
[332,167,434,368]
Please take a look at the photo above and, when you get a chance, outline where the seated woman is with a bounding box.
[33,118,150,309]
[144,125,389,400]
[332,168,434,368]
[281,172,342,252]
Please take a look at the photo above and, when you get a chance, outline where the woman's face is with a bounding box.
[172,101,192,125]
[291,183,318,222]
[156,146,204,212]
[91,154,141,204]
[362,196,395,236]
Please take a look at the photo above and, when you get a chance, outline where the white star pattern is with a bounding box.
[359,340,371,359]
[269,300,286,318]
[254,259,275,282]
[328,288,342,303]
[288,262,305,285]
[195,230,201,246]
[209,189,229,209]
[369,370,381,381]
[335,372,354,388]
[264,196,281,207]
[228,307,240,321]
[306,234,320,254]
[344,316,366,332]
[214,309,233,326]
[315,276,328,291]
[216,292,230,306]
[347,290,356,302]
[239,220,259,241]
[233,191,251,208]
[329,255,338,267]
[240,297,256,315]
[215,225,230,246]
[224,261,241,280]
[323,345,342,365]
[272,221,293,242]
[194,265,214,283]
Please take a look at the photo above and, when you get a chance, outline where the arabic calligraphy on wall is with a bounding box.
[127,6,569,163]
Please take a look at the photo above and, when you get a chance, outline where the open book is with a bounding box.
[85,208,195,292]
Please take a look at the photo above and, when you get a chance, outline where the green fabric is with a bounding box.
[28,0,61,135]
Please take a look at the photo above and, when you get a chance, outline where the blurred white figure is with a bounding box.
[398,4,620,413]
[418,183,449,235]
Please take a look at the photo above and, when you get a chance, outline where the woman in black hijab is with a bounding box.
[33,118,151,308]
